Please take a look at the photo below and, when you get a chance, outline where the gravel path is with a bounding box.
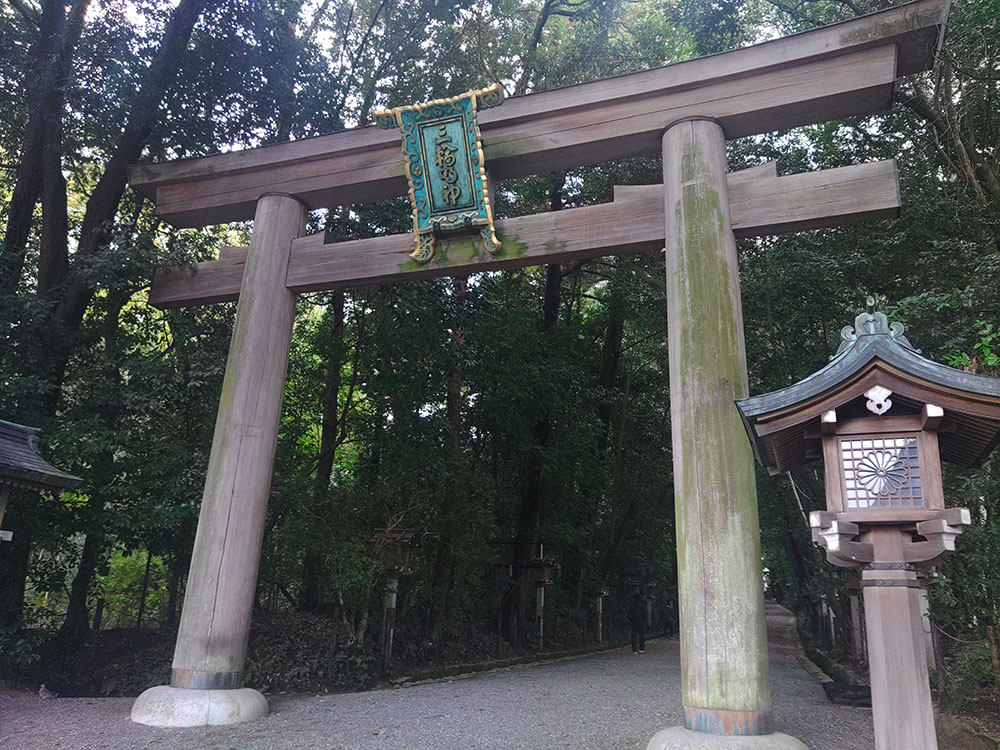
[0,607,876,750]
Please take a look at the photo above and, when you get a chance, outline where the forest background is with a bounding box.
[0,0,998,720]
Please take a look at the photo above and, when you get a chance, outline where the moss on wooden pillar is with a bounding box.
[661,118,771,734]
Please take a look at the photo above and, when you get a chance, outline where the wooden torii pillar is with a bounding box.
[129,1,948,742]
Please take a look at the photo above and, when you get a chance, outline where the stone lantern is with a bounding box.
[371,528,419,672]
[525,543,558,650]
[735,300,1000,750]
[595,587,610,644]
[0,419,81,542]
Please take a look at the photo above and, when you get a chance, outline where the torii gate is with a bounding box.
[129,1,948,745]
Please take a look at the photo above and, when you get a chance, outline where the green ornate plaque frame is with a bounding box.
[372,84,504,263]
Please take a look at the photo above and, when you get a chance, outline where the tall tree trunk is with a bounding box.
[266,0,299,144]
[575,296,625,608]
[514,0,561,96]
[300,292,347,610]
[53,0,211,339]
[59,497,106,639]
[429,277,467,643]
[58,289,127,643]
[504,173,564,645]
[0,0,89,295]
[596,302,625,456]
[38,111,69,299]
[596,370,638,581]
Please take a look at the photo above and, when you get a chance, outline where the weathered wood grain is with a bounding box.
[153,48,895,225]
[171,194,306,683]
[662,116,771,731]
[148,160,900,308]
[862,530,939,750]
[616,158,900,236]
[150,256,247,308]
[129,0,945,227]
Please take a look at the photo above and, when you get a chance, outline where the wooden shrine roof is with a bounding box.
[0,420,82,493]
[129,0,949,227]
[736,309,1000,473]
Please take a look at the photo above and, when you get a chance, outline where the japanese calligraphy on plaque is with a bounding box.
[372,84,504,263]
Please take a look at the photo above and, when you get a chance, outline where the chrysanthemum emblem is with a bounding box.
[856,450,908,497]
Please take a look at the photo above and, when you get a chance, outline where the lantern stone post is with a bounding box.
[596,590,607,644]
[382,575,399,673]
[861,528,937,748]
[132,193,306,727]
[651,117,804,749]
[0,486,9,543]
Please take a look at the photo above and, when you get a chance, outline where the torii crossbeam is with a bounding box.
[148,159,899,307]
[129,2,948,746]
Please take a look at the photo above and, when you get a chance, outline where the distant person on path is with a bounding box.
[659,595,676,639]
[628,588,646,653]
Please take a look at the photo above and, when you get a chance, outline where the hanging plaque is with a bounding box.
[372,84,504,263]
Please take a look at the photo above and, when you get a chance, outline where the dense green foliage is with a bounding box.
[1,0,998,699]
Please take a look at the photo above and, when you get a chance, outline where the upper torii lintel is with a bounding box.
[128,0,949,228]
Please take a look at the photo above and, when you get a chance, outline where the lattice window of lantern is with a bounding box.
[839,436,922,509]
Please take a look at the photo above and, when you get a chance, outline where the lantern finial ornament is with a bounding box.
[836,297,918,356]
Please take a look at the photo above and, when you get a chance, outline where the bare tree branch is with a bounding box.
[8,0,41,28]
[303,0,335,42]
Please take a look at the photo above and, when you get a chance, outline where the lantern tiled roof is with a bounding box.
[736,299,1000,473]
[0,419,82,492]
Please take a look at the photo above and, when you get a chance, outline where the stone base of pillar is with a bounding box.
[131,685,268,727]
[647,727,807,750]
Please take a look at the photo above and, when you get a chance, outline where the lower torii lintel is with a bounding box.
[614,158,899,237]
[148,159,899,310]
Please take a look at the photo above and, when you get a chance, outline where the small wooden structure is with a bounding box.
[0,419,81,542]
[372,528,419,575]
[492,538,558,649]
[736,301,1000,750]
